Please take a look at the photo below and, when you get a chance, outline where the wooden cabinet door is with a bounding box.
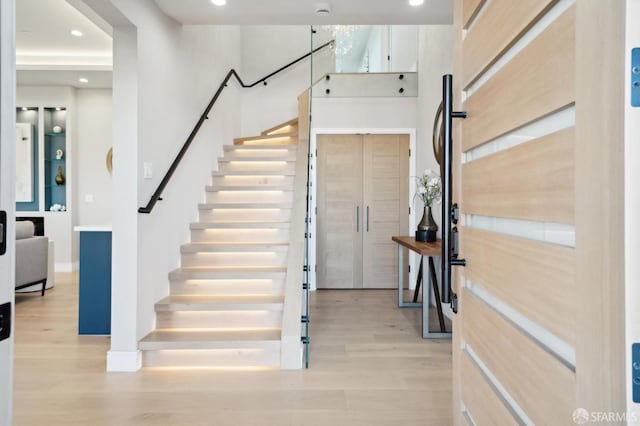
[317,134,363,289]
[362,134,409,289]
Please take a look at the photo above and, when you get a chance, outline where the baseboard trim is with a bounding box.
[107,350,142,372]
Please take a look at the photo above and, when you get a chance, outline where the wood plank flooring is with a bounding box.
[13,273,452,425]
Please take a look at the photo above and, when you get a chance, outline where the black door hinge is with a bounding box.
[451,293,458,314]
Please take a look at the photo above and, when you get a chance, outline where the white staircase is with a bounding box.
[139,119,299,369]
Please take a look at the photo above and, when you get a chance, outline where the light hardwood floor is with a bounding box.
[13,273,452,426]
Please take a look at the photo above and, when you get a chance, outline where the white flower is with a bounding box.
[412,171,442,208]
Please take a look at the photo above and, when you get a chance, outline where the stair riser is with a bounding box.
[205,191,293,205]
[211,175,294,188]
[198,208,292,222]
[181,251,288,268]
[142,345,280,368]
[218,161,295,173]
[190,228,290,244]
[170,278,286,296]
[156,310,282,329]
[222,150,296,161]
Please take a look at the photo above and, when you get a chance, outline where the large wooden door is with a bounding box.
[317,134,363,289]
[362,134,409,289]
[317,134,409,289]
[451,1,626,424]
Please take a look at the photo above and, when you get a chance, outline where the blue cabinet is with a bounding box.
[78,230,112,335]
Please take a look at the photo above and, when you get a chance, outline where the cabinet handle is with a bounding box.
[356,206,360,232]
[366,206,370,232]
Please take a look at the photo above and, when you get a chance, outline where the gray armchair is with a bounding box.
[15,221,49,296]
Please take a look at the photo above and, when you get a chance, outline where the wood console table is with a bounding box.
[392,236,450,339]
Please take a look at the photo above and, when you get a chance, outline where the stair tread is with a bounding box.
[218,157,295,163]
[183,242,289,250]
[141,329,281,344]
[159,294,284,305]
[206,185,293,192]
[190,221,290,229]
[155,294,284,312]
[212,170,295,176]
[224,145,297,151]
[199,203,291,209]
[175,266,286,272]
[170,267,287,279]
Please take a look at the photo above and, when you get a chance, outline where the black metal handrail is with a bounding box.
[138,40,334,214]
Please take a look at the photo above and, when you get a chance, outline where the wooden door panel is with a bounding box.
[462,6,575,152]
[460,352,519,426]
[317,134,363,289]
[461,127,575,224]
[362,135,409,289]
[454,0,627,423]
[462,0,486,29]
[462,290,576,423]
[464,227,575,346]
[461,0,557,88]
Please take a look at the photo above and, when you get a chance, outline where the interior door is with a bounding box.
[451,1,626,424]
[0,1,16,424]
[362,134,409,289]
[317,134,363,289]
[317,134,409,289]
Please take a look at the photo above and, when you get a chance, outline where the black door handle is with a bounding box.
[0,210,6,256]
[0,302,11,342]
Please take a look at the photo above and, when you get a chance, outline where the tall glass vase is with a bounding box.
[416,205,438,242]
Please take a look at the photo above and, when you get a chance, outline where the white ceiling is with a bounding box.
[14,0,451,88]
[17,70,113,89]
[154,0,453,25]
[16,0,113,88]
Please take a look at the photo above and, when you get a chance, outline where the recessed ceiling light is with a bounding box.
[211,0,226,5]
[79,78,89,84]
[21,107,28,111]
[71,29,83,37]
[409,0,424,5]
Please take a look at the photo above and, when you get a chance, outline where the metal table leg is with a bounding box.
[398,245,421,308]
[422,255,451,339]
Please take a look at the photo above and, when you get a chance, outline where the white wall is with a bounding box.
[391,26,419,71]
[16,86,77,270]
[76,89,112,226]
[108,24,139,371]
[416,26,454,236]
[626,0,640,417]
[107,0,242,371]
[239,26,333,137]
